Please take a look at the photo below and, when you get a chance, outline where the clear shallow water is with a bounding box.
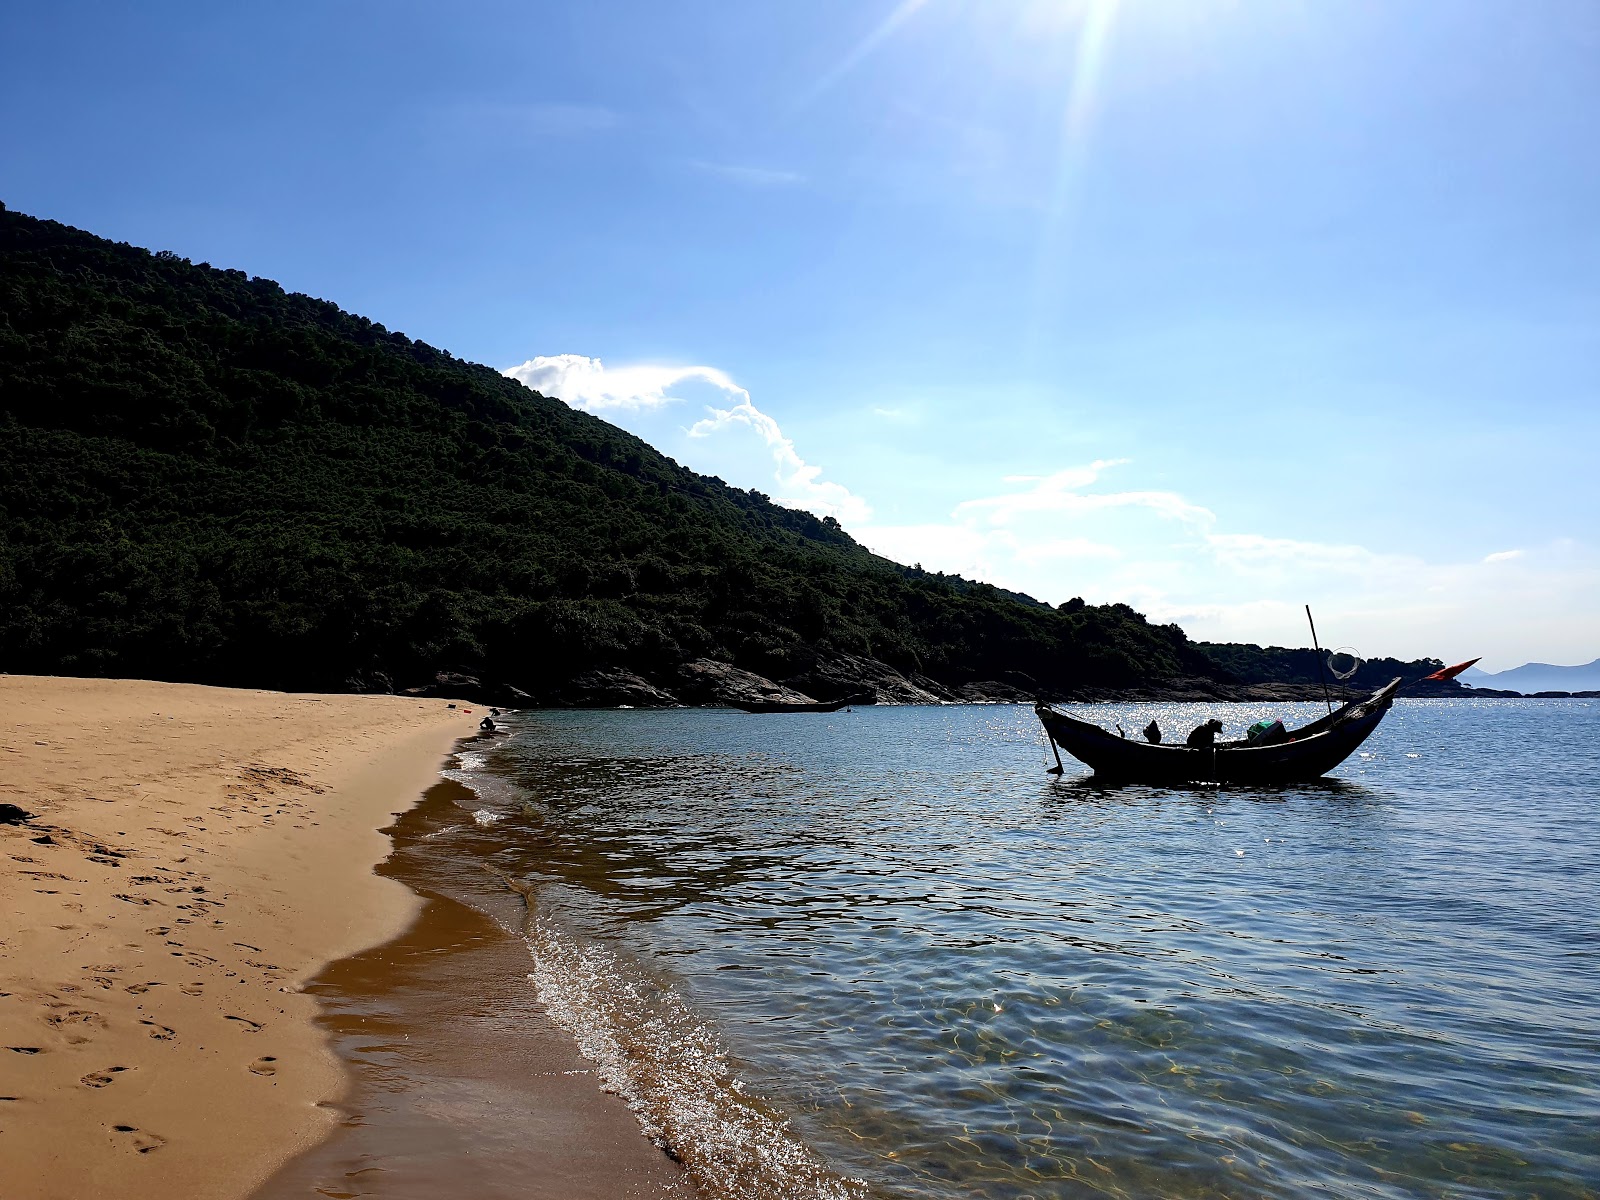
[443,700,1600,1199]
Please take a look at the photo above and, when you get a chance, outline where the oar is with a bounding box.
[1041,715,1065,775]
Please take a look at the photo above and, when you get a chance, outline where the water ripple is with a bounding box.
[449,700,1599,1199]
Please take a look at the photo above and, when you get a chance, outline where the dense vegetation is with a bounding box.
[1,205,1229,696]
[1197,644,1446,692]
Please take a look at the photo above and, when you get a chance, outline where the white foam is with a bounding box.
[523,918,869,1200]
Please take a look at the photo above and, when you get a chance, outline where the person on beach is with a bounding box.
[479,716,496,732]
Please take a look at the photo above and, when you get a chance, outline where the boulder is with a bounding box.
[675,659,819,708]
[398,672,534,707]
[952,680,1034,704]
[781,651,944,705]
[908,673,961,702]
[562,669,680,708]
[344,670,395,694]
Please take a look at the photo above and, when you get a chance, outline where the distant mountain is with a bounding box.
[1460,660,1600,695]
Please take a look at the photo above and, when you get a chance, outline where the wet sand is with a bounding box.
[256,780,691,1199]
[0,677,684,1200]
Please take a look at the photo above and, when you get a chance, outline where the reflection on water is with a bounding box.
[437,700,1600,1199]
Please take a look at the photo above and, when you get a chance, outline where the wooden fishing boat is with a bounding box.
[1034,678,1402,783]
[733,691,875,714]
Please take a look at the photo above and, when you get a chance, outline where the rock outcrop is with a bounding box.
[673,659,820,708]
[952,681,1035,703]
[401,672,535,707]
[782,650,945,705]
[560,669,680,708]
[390,657,1563,712]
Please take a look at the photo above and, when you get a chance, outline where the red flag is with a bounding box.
[1420,657,1481,682]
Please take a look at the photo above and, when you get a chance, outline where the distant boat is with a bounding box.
[734,691,876,714]
[1034,678,1402,784]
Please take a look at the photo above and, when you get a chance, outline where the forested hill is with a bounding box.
[1196,644,1455,694]
[0,205,1227,700]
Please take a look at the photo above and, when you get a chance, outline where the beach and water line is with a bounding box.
[0,677,683,1200]
[5,680,1599,1198]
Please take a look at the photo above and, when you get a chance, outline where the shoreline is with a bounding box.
[255,777,691,1199]
[1,677,483,1197]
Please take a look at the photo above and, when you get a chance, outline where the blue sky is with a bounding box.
[4,0,1596,668]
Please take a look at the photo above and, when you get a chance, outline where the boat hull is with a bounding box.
[1035,680,1399,784]
[734,691,874,714]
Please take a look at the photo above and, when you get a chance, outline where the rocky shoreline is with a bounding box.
[364,653,1595,710]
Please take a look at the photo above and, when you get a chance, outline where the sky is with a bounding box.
[3,0,1596,670]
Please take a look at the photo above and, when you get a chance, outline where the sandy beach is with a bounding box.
[0,676,685,1200]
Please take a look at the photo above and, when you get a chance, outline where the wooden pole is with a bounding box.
[1306,604,1333,715]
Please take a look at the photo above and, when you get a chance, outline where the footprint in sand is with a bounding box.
[114,894,159,906]
[111,1125,167,1154]
[179,984,204,997]
[224,1015,263,1033]
[45,1008,105,1043]
[8,1047,43,1055]
[139,1020,177,1041]
[248,1056,277,1076]
[81,1067,130,1088]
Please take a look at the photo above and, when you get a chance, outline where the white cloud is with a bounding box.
[845,523,993,574]
[949,461,1211,528]
[854,462,1599,668]
[1203,533,1402,576]
[505,355,738,414]
[504,354,869,523]
[689,399,872,523]
[1013,536,1122,564]
[857,460,1160,592]
[493,365,1598,665]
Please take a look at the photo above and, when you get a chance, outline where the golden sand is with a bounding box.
[0,676,487,1197]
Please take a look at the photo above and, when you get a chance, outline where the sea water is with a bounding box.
[436,699,1600,1199]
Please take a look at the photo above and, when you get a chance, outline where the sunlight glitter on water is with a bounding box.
[439,700,1600,1199]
